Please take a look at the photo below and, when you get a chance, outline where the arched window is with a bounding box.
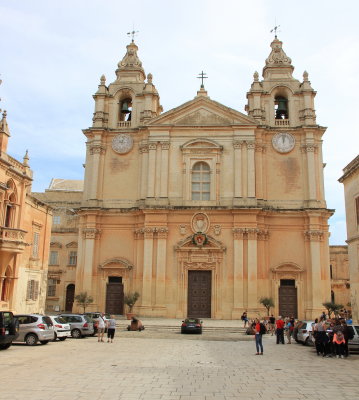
[331,290,335,303]
[1,267,11,301]
[274,96,289,119]
[4,192,16,228]
[192,162,210,200]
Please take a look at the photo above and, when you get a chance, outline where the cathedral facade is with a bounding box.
[73,37,332,319]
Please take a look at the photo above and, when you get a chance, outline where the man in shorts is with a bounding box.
[269,314,276,336]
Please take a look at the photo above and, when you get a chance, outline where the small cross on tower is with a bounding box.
[127,28,139,43]
[270,24,280,39]
[197,71,208,89]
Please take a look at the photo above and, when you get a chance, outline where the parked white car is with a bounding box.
[297,320,315,345]
[48,316,71,341]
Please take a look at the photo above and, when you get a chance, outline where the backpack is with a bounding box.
[259,323,267,335]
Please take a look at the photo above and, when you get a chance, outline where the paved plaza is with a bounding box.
[2,319,359,400]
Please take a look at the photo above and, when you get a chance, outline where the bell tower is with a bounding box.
[82,40,162,204]
[246,36,317,128]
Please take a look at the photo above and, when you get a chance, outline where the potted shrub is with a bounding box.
[124,291,140,320]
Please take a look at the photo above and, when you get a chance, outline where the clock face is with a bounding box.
[272,132,295,153]
[112,134,133,154]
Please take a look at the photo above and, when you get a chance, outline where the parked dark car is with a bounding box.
[181,318,202,334]
[0,311,19,350]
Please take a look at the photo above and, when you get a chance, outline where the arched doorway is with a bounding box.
[271,263,303,319]
[65,284,75,311]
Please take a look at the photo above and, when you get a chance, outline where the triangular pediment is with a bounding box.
[147,96,256,127]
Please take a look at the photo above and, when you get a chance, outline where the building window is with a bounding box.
[68,251,77,266]
[49,251,59,265]
[330,264,333,280]
[53,215,61,225]
[192,162,210,200]
[47,279,56,297]
[26,280,39,301]
[331,290,335,303]
[356,197,359,226]
[32,232,40,258]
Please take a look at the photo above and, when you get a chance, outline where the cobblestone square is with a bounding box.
[1,322,359,400]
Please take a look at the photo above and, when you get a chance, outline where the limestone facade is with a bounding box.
[38,37,334,320]
[0,110,52,314]
[33,179,83,313]
[339,155,359,322]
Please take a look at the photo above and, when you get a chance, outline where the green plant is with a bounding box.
[124,292,140,313]
[322,301,343,318]
[74,291,93,313]
[259,297,275,316]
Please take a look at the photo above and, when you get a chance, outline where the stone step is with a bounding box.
[137,324,247,333]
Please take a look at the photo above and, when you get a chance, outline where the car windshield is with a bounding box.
[54,317,67,324]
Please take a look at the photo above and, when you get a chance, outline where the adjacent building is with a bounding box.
[0,110,52,314]
[339,155,359,323]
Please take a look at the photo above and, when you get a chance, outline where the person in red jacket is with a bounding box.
[276,316,285,344]
[254,318,264,355]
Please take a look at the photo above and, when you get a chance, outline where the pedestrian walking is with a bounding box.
[254,318,265,355]
[107,315,116,343]
[275,316,285,344]
[97,313,106,342]
[285,318,292,344]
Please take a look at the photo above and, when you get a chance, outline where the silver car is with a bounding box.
[14,314,55,346]
[59,314,94,338]
[297,320,315,345]
[48,315,71,341]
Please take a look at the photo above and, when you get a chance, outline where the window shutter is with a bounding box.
[34,281,39,301]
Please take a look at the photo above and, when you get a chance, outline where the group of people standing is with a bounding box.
[313,317,351,358]
[96,314,117,343]
[241,311,353,359]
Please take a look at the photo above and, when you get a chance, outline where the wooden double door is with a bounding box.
[105,282,124,315]
[187,270,212,318]
[279,280,298,318]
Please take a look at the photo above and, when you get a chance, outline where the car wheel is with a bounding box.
[0,343,12,350]
[25,333,38,346]
[71,329,82,339]
[40,340,49,345]
[58,337,66,341]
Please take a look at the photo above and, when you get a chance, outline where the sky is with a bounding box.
[0,0,358,245]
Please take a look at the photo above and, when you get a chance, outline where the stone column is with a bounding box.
[80,228,101,296]
[142,228,154,306]
[247,141,256,198]
[302,144,318,201]
[147,143,157,198]
[232,228,245,317]
[255,145,265,199]
[89,143,106,200]
[305,230,324,317]
[140,144,148,199]
[247,228,258,309]
[155,228,168,306]
[233,141,243,198]
[160,142,170,198]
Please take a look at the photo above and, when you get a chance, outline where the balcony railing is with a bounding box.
[0,227,27,252]
[275,119,290,126]
[118,121,132,128]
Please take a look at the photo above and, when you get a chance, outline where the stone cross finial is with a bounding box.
[197,71,208,89]
[23,149,29,166]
